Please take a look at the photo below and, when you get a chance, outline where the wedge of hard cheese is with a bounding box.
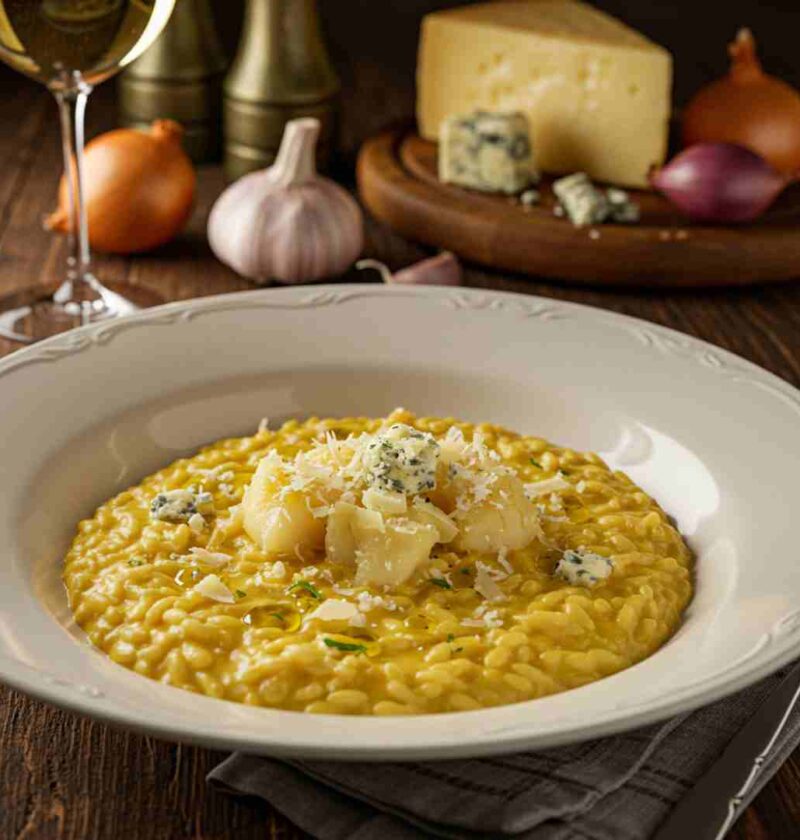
[417,0,673,188]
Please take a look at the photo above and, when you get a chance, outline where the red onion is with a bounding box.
[357,252,462,286]
[650,142,792,223]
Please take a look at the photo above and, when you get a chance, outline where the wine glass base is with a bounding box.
[0,282,163,345]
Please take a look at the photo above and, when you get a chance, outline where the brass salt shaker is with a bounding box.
[223,0,340,181]
[118,0,227,163]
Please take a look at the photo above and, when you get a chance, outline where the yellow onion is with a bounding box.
[683,29,800,174]
[47,120,196,254]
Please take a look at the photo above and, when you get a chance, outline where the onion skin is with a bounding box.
[47,120,196,254]
[683,29,800,174]
[651,143,791,224]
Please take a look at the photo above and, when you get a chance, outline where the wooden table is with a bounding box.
[2,77,800,840]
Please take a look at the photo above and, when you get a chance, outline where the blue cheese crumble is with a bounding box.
[363,423,440,495]
[553,173,610,227]
[555,549,613,586]
[553,173,640,227]
[149,489,213,523]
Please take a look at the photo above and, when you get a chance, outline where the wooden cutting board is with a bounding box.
[356,127,800,288]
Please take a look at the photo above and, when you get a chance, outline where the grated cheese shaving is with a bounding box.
[496,547,513,576]
[524,474,571,498]
[474,562,506,601]
[268,560,287,580]
[356,591,396,612]
[194,574,235,603]
[188,547,231,568]
[304,599,359,623]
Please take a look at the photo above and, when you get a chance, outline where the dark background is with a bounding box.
[299,0,799,155]
[2,0,797,159]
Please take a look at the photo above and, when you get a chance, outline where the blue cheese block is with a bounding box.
[439,111,536,194]
[363,423,441,495]
[555,549,613,586]
[150,489,213,523]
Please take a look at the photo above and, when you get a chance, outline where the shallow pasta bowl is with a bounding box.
[1,284,799,760]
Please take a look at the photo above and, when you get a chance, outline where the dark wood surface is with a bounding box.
[357,129,800,288]
[3,77,800,840]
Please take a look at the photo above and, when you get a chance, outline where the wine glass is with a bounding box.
[0,0,176,343]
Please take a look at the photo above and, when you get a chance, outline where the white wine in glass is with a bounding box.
[0,0,176,343]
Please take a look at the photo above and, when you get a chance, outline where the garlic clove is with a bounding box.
[394,251,462,286]
[207,118,364,284]
[356,252,463,286]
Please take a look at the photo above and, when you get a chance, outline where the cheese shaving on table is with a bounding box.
[194,574,235,603]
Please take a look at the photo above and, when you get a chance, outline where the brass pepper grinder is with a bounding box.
[223,0,340,181]
[118,0,226,163]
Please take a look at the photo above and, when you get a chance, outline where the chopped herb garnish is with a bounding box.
[430,577,452,590]
[447,633,455,643]
[127,558,144,567]
[323,638,367,654]
[460,568,470,575]
[455,647,463,653]
[234,589,247,599]
[287,579,323,600]
[529,457,542,468]
[270,612,285,622]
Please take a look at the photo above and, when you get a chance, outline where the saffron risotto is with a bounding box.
[63,410,693,715]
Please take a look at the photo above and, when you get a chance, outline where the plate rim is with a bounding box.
[2,282,799,760]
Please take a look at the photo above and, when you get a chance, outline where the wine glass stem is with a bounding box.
[52,74,102,318]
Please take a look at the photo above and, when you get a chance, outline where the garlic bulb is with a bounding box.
[208,118,363,284]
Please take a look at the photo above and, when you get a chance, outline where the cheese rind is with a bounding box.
[439,111,536,194]
[417,0,673,188]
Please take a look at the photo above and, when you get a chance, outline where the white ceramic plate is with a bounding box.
[2,284,799,760]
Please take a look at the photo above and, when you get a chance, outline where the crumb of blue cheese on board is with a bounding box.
[553,173,610,227]
[363,423,441,494]
[439,110,537,194]
[519,188,540,206]
[150,488,213,523]
[606,187,641,223]
[555,549,613,586]
[553,173,640,227]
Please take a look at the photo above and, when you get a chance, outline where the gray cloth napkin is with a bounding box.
[208,665,800,840]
